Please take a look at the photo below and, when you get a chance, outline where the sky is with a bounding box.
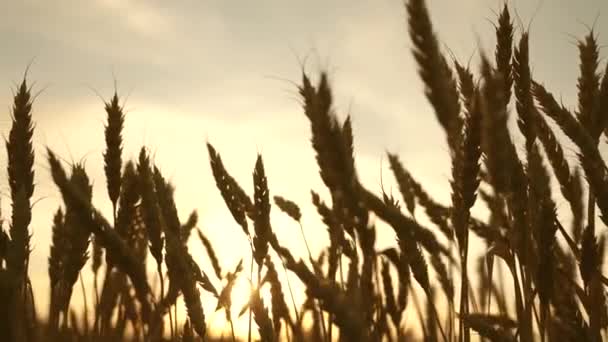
[1,0,607,337]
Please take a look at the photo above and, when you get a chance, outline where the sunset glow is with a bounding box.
[1,0,608,341]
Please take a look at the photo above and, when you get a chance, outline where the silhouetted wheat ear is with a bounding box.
[576,30,600,133]
[406,0,461,153]
[310,189,343,279]
[137,148,164,267]
[165,229,207,337]
[398,235,429,294]
[263,257,291,335]
[180,211,198,244]
[273,195,301,222]
[534,111,573,201]
[299,72,360,209]
[48,209,65,290]
[430,253,453,303]
[59,164,93,310]
[103,92,124,213]
[47,149,153,323]
[480,55,511,195]
[154,166,213,337]
[5,77,35,280]
[4,79,36,342]
[48,208,67,332]
[380,259,399,328]
[7,78,35,202]
[513,32,537,152]
[534,82,608,226]
[387,153,416,217]
[387,156,451,240]
[252,155,272,268]
[196,228,222,280]
[527,144,557,312]
[207,143,251,236]
[450,89,481,248]
[216,259,243,318]
[455,61,475,115]
[115,162,139,237]
[494,4,513,106]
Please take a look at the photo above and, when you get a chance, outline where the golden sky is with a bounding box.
[1,0,607,337]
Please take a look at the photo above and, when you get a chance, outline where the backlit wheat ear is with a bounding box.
[112,161,140,269]
[164,230,207,338]
[450,89,481,248]
[7,78,35,202]
[455,61,476,115]
[430,254,454,303]
[534,82,608,226]
[137,148,164,268]
[273,196,301,222]
[48,209,66,291]
[449,87,482,342]
[398,236,429,294]
[386,153,416,217]
[154,167,211,337]
[387,155,451,240]
[263,257,291,335]
[495,4,513,106]
[252,155,272,268]
[278,250,365,340]
[310,190,342,279]
[298,72,359,202]
[196,228,222,280]
[481,55,529,245]
[527,144,557,317]
[103,91,124,215]
[216,259,243,316]
[207,143,251,236]
[61,164,93,310]
[576,30,600,133]
[380,259,400,329]
[180,211,198,244]
[6,77,35,283]
[513,32,537,152]
[166,231,207,337]
[359,187,450,258]
[47,149,154,323]
[534,112,573,199]
[405,0,462,153]
[115,162,139,237]
[480,55,511,195]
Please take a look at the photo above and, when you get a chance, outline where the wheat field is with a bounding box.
[1,0,608,341]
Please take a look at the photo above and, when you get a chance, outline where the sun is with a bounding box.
[205,265,275,338]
